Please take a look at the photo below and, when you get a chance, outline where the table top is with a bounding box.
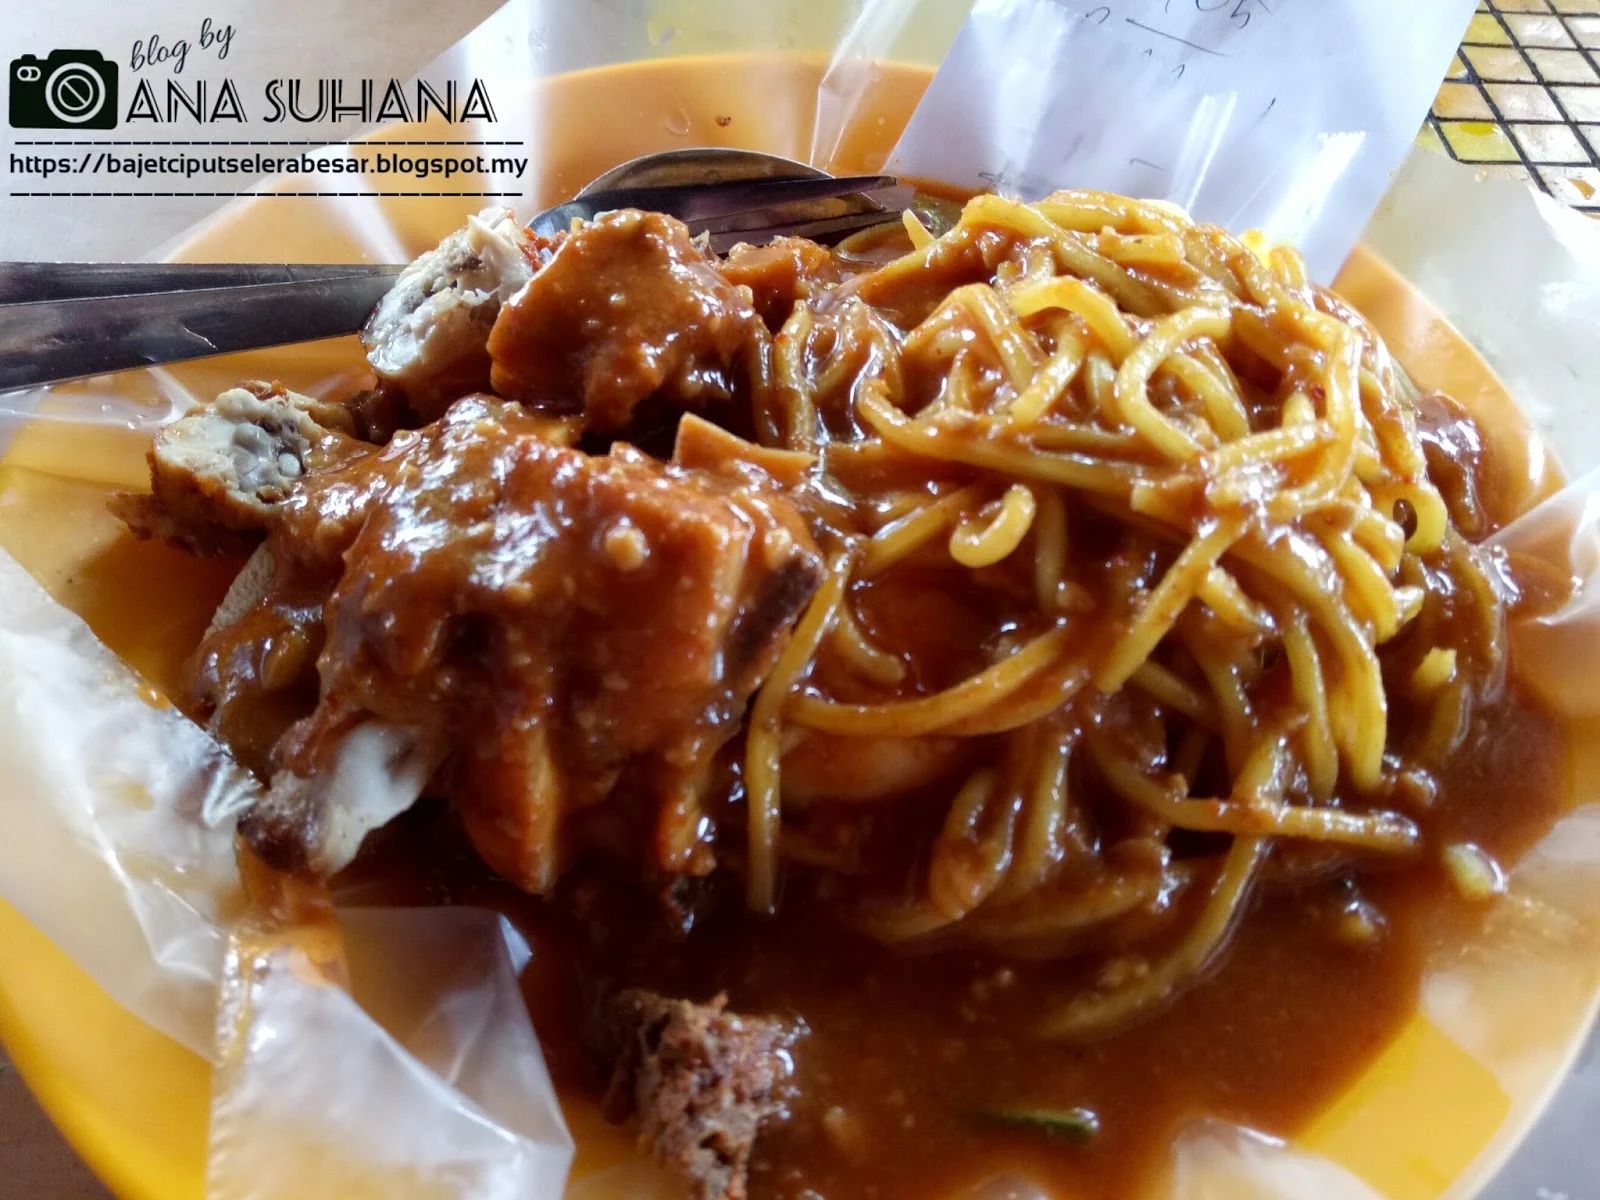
[4,9,1600,1200]
[0,1053,110,1200]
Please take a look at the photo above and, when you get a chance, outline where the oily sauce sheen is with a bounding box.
[350,676,1562,1200]
[333,390,1567,1198]
[550,234,1550,1192]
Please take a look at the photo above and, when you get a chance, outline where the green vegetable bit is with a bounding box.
[967,1105,1101,1143]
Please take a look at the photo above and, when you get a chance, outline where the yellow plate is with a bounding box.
[0,52,1589,1200]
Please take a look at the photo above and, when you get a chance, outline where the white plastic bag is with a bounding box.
[890,0,1478,280]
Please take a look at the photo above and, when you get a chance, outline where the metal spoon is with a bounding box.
[0,149,906,393]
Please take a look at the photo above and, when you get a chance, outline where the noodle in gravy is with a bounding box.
[118,190,1568,1200]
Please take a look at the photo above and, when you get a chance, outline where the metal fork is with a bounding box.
[0,151,907,393]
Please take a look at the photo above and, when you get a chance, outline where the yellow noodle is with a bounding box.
[1023,421,1144,455]
[1361,365,1429,481]
[929,767,1022,921]
[814,303,874,399]
[1079,357,1118,430]
[746,549,851,913]
[1380,480,1450,553]
[1164,352,1251,441]
[1113,307,1232,461]
[1180,617,1256,776]
[857,387,1144,497]
[1087,734,1418,852]
[902,208,934,249]
[819,438,907,473]
[713,193,1501,1029]
[1394,584,1426,629]
[1130,661,1219,727]
[862,485,985,576]
[1420,680,1470,760]
[962,284,1043,394]
[830,600,908,687]
[1196,567,1275,637]
[860,864,1154,952]
[946,658,1091,737]
[1266,321,1360,520]
[1231,306,1296,371]
[1001,731,1074,898]
[1008,276,1139,361]
[1230,533,1387,790]
[1037,192,1188,236]
[1203,421,1333,475]
[789,626,1073,738]
[774,305,818,449]
[1100,230,1187,268]
[1038,835,1265,1038]
[1008,329,1087,425]
[938,352,981,414]
[1320,502,1407,575]
[968,194,1201,315]
[1411,647,1458,696]
[957,874,1161,948]
[1212,231,1291,309]
[1270,244,1310,291]
[870,489,936,525]
[1321,526,1400,639]
[1032,487,1070,613]
[1097,517,1247,691]
[1282,609,1338,801]
[1445,527,1507,665]
[950,484,1038,568]
[1282,390,1316,426]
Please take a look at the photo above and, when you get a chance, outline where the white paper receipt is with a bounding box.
[888,0,1477,280]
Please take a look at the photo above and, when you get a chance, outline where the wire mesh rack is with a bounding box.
[1422,0,1600,215]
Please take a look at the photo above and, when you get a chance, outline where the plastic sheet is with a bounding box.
[208,910,570,1200]
[0,550,248,1055]
[0,3,1598,1199]
[889,0,1477,281]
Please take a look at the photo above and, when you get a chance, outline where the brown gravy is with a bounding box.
[336,679,1563,1200]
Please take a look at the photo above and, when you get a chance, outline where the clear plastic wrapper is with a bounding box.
[0,551,247,1055]
[1366,148,1600,481]
[208,910,570,1199]
[0,3,1597,1198]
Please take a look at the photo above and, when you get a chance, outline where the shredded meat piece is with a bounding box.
[487,210,768,432]
[594,989,797,1200]
[1415,388,1490,538]
[719,236,847,331]
[363,207,553,419]
[198,395,821,887]
[110,380,362,556]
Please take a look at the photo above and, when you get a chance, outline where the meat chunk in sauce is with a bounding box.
[720,236,847,331]
[110,380,362,557]
[363,207,553,420]
[216,396,822,890]
[487,210,767,433]
[594,989,798,1200]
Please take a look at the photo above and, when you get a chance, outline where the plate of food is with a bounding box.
[2,33,1599,1200]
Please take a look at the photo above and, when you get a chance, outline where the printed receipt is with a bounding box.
[888,0,1477,280]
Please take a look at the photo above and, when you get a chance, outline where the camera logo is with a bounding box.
[9,50,118,129]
